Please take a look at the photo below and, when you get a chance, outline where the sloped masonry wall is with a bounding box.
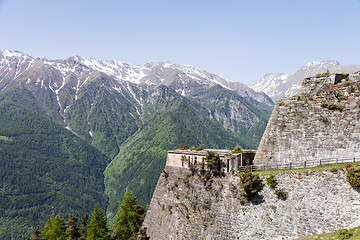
[143,166,360,240]
[254,73,360,165]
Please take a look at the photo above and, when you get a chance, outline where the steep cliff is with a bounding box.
[254,72,360,165]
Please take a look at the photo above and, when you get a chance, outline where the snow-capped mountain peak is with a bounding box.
[0,49,34,63]
[72,56,151,83]
[303,59,339,68]
[0,49,273,106]
[250,60,360,102]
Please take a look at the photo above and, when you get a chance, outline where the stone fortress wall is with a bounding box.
[143,165,360,239]
[143,71,360,239]
[254,72,360,165]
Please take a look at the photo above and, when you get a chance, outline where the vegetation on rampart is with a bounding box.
[320,102,344,111]
[315,69,331,77]
[178,143,204,151]
[297,226,360,240]
[231,145,243,153]
[239,166,262,200]
[265,174,278,188]
[346,165,360,187]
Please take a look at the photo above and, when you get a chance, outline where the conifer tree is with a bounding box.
[79,213,88,240]
[66,214,81,240]
[86,205,110,240]
[112,190,146,240]
[239,166,262,200]
[204,151,220,175]
[30,226,41,240]
[42,216,52,239]
[42,215,67,240]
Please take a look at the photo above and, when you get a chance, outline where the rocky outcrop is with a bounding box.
[143,165,360,239]
[254,72,360,165]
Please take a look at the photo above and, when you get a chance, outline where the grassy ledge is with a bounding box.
[251,162,360,175]
[296,226,360,240]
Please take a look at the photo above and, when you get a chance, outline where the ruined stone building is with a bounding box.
[167,149,255,174]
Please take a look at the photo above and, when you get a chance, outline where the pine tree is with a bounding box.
[66,214,81,240]
[239,166,262,200]
[204,151,220,174]
[86,205,110,240]
[79,213,88,240]
[42,215,67,240]
[112,190,146,240]
[42,216,52,240]
[30,226,41,240]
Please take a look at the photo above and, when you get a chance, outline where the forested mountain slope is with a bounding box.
[104,86,249,217]
[0,102,109,240]
[0,50,273,238]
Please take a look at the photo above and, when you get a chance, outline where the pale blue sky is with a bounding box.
[0,0,359,84]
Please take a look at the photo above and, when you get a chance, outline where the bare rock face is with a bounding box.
[254,72,360,165]
[143,165,360,239]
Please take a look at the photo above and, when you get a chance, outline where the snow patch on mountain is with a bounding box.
[250,60,360,102]
[0,49,273,106]
[76,56,150,83]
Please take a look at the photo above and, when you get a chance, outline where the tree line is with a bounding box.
[29,191,149,240]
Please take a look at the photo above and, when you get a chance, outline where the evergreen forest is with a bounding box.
[0,65,272,239]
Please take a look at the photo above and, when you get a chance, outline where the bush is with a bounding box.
[316,70,330,77]
[327,103,343,111]
[190,145,203,151]
[229,183,237,195]
[336,228,352,240]
[231,145,243,153]
[179,143,189,150]
[265,174,278,188]
[274,189,287,199]
[320,102,329,108]
[239,166,262,200]
[202,171,211,183]
[321,102,343,111]
[346,166,360,187]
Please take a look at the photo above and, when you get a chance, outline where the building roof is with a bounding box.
[169,149,255,157]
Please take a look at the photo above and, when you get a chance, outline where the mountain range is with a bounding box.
[0,49,272,239]
[250,59,360,101]
[2,49,359,239]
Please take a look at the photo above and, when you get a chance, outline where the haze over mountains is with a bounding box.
[250,59,360,102]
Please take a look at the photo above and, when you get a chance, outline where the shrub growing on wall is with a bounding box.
[239,166,262,200]
[265,174,278,188]
[346,166,360,187]
[231,145,243,153]
[274,189,287,200]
